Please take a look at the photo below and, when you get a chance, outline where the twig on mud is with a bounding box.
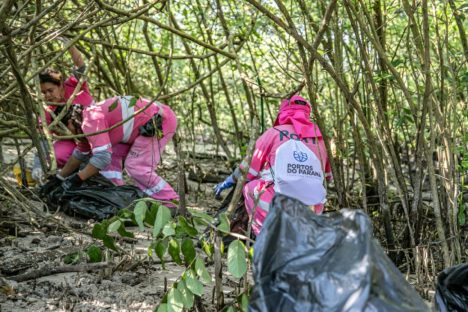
[7,262,114,282]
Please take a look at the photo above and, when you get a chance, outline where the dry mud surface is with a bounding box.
[1,141,237,311]
[0,227,240,312]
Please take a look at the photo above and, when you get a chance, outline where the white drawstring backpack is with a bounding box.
[273,137,326,205]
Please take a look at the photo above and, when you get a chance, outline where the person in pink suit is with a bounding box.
[55,96,179,207]
[33,39,95,182]
[214,95,333,235]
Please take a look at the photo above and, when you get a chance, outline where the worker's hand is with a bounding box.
[214,175,235,199]
[61,173,83,192]
[31,167,44,184]
[39,174,64,197]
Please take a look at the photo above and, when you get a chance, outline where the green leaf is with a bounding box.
[178,216,198,237]
[64,251,81,265]
[154,205,172,238]
[390,58,404,68]
[107,220,122,233]
[227,240,247,278]
[185,275,204,296]
[189,210,214,223]
[128,96,138,108]
[240,293,249,312]
[201,239,213,258]
[108,99,119,112]
[155,303,167,312]
[168,239,182,265]
[118,208,134,219]
[155,239,168,268]
[220,240,225,255]
[134,201,147,231]
[458,204,465,226]
[177,280,194,309]
[167,288,184,312]
[144,202,158,225]
[103,235,117,251]
[86,245,102,263]
[162,222,176,237]
[181,238,196,266]
[92,223,106,239]
[217,212,230,234]
[117,224,134,238]
[195,257,211,284]
[249,246,254,261]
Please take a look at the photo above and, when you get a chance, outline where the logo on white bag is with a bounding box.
[286,163,322,177]
[274,133,326,206]
[293,151,308,162]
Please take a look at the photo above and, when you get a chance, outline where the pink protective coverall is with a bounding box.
[76,96,179,205]
[45,76,94,167]
[239,95,332,235]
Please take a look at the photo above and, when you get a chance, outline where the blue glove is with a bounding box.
[214,175,235,199]
[62,173,83,192]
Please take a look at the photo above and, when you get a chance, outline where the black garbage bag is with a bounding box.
[249,194,429,312]
[41,175,145,220]
[435,263,468,312]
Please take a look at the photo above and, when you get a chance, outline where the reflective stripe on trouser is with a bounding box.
[100,143,130,186]
[124,135,178,207]
[243,179,274,236]
[243,179,325,236]
[54,140,76,168]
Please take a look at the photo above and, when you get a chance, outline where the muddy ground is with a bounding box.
[0,141,242,311]
[0,140,445,311]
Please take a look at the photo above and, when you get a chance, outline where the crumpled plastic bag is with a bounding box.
[41,175,145,220]
[435,263,468,312]
[249,194,429,312]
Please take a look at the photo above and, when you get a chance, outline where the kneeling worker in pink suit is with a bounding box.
[54,96,179,207]
[214,95,333,236]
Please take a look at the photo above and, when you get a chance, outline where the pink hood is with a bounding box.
[273,95,322,138]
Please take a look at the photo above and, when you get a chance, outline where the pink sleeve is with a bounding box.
[321,140,333,181]
[241,131,272,181]
[76,140,91,154]
[81,112,112,154]
[63,76,94,107]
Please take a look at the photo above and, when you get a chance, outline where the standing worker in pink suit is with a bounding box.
[214,95,333,235]
[32,38,95,182]
[53,96,179,207]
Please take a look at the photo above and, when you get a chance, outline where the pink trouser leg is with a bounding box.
[100,144,130,185]
[125,134,179,208]
[244,180,325,235]
[243,180,274,236]
[53,140,76,168]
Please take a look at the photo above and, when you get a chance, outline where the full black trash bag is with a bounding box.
[249,194,428,312]
[41,175,145,220]
[435,263,468,312]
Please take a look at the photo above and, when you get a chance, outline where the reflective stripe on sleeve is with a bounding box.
[120,96,135,143]
[260,169,273,181]
[92,143,112,153]
[258,200,271,212]
[248,167,259,177]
